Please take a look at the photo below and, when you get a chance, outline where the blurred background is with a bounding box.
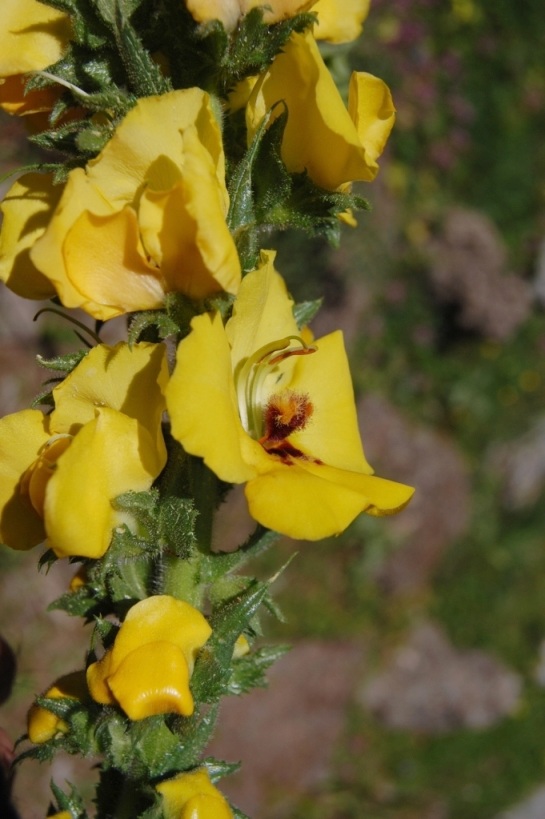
[1,0,545,816]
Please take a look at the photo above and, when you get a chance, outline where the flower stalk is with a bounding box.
[0,0,413,816]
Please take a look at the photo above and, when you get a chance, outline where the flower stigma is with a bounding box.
[235,335,316,453]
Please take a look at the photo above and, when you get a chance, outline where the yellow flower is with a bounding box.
[27,671,87,744]
[0,0,71,117]
[0,90,241,319]
[185,0,314,30]
[245,30,395,190]
[166,251,414,540]
[312,0,370,43]
[0,342,167,557]
[46,813,73,819]
[157,768,233,819]
[86,596,212,721]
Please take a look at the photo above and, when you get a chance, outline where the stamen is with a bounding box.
[235,336,316,439]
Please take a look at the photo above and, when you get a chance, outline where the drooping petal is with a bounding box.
[348,72,396,165]
[167,312,256,484]
[312,0,370,43]
[45,408,165,559]
[0,409,50,550]
[245,459,414,540]
[246,31,381,189]
[0,174,62,300]
[106,641,194,720]
[50,342,168,459]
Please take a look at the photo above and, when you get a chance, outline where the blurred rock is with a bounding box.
[496,785,545,819]
[487,417,545,510]
[361,621,521,733]
[358,394,471,594]
[207,640,364,819]
[428,208,532,341]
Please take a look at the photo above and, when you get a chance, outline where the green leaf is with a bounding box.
[293,298,323,329]
[191,580,269,702]
[36,350,88,373]
[226,644,290,696]
[158,496,198,559]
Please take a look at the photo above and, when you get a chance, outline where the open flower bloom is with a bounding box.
[27,671,88,744]
[166,251,414,540]
[86,596,212,721]
[0,90,240,319]
[157,768,233,819]
[0,342,167,557]
[245,30,395,191]
[0,0,71,117]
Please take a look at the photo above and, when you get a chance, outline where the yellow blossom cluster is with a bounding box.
[0,2,413,814]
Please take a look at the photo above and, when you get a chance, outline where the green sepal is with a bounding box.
[36,350,88,373]
[201,525,280,582]
[157,496,199,560]
[42,0,111,49]
[93,2,172,97]
[49,780,89,818]
[227,644,290,696]
[191,580,269,703]
[128,293,198,344]
[293,298,323,329]
[219,9,317,94]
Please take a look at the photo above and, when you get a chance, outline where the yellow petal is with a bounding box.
[51,342,168,462]
[157,769,233,819]
[107,641,194,720]
[110,596,212,674]
[86,651,116,706]
[30,168,116,311]
[139,129,240,299]
[27,670,87,744]
[181,794,234,819]
[246,31,379,189]
[0,409,50,550]
[167,312,256,484]
[241,0,314,22]
[62,207,166,319]
[226,250,297,373]
[45,408,165,559]
[185,0,241,30]
[0,174,62,300]
[86,89,225,206]
[1,0,70,75]
[348,72,396,164]
[312,0,370,43]
[245,459,414,540]
[0,75,60,115]
[286,330,372,472]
